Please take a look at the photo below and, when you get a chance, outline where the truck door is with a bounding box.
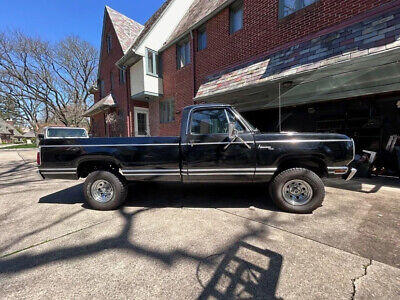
[183,107,256,182]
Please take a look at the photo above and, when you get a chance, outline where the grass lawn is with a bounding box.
[2,144,37,149]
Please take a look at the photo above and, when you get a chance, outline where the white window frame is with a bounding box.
[134,107,150,137]
[146,48,160,77]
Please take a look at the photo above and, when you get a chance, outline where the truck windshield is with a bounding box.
[47,128,88,138]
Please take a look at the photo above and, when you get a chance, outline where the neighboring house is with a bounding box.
[90,0,400,153]
[23,131,36,144]
[87,1,195,137]
[0,118,24,143]
[85,6,144,137]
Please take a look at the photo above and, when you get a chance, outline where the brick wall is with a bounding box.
[155,44,195,136]
[156,0,397,136]
[194,0,395,91]
[93,11,131,137]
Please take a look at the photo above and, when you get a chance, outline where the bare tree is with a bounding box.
[0,31,98,132]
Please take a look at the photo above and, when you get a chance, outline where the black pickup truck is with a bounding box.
[37,104,356,213]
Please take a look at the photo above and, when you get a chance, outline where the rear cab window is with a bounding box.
[46,128,88,138]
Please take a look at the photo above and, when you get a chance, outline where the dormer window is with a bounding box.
[106,34,112,53]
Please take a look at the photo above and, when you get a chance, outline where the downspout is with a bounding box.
[125,66,131,137]
[190,30,196,100]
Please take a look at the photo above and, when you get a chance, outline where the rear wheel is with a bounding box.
[269,168,325,214]
[83,171,128,210]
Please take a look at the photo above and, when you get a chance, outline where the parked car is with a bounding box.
[37,104,356,213]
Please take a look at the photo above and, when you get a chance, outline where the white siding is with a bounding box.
[134,0,195,55]
[130,59,145,97]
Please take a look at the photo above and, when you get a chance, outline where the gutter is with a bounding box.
[159,0,236,52]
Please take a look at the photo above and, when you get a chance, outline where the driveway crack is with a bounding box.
[351,259,372,300]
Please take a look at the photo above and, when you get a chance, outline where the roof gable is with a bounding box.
[105,6,144,54]
[164,0,230,47]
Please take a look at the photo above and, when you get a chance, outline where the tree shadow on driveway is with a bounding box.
[1,203,283,299]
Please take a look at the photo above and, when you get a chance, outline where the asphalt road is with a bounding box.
[0,150,399,299]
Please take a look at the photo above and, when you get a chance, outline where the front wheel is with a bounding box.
[83,171,128,210]
[269,168,325,214]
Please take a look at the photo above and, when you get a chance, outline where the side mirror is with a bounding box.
[37,134,44,140]
[228,122,236,140]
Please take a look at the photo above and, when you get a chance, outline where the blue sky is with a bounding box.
[0,0,165,49]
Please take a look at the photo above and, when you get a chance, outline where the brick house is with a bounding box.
[90,0,400,156]
[85,6,144,137]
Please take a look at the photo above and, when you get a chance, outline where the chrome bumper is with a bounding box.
[344,168,357,181]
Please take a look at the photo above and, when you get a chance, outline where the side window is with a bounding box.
[191,109,229,134]
[226,110,246,132]
[177,38,191,69]
[146,48,160,76]
[230,0,243,34]
[197,26,207,51]
[279,0,317,18]
[106,34,112,53]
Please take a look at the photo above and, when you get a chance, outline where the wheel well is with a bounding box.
[77,160,120,178]
[276,158,327,178]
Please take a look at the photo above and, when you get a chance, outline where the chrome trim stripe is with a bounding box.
[188,168,255,172]
[39,139,351,148]
[122,169,180,173]
[256,167,277,171]
[257,139,350,143]
[41,172,76,175]
[123,173,181,176]
[39,168,77,171]
[40,143,179,148]
[189,173,255,176]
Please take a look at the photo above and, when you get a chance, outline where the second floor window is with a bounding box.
[279,0,317,18]
[230,1,243,34]
[146,48,160,77]
[177,39,190,69]
[197,27,207,51]
[106,34,112,53]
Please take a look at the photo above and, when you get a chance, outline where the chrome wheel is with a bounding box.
[91,180,114,203]
[282,179,313,206]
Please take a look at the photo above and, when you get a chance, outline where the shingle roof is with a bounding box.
[23,131,36,138]
[164,0,230,46]
[83,94,117,117]
[106,6,144,54]
[0,118,23,137]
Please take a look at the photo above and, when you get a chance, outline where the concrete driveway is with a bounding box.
[0,150,399,299]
